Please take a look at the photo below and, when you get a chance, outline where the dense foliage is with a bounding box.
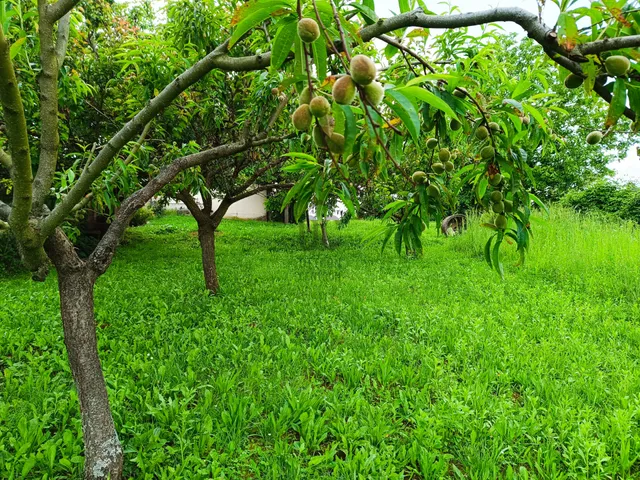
[562,179,640,223]
[0,0,638,476]
[2,212,640,478]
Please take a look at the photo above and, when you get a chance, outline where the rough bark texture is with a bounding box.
[179,190,231,294]
[321,220,329,248]
[197,221,220,294]
[45,230,123,480]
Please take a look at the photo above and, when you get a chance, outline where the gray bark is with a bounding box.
[321,220,329,248]
[45,230,123,480]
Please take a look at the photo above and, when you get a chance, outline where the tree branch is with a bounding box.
[230,182,292,203]
[41,40,272,238]
[231,155,288,196]
[0,148,11,169]
[0,26,34,235]
[73,122,152,212]
[544,48,635,121]
[33,2,63,208]
[55,12,71,67]
[46,0,80,23]
[176,189,209,224]
[87,131,291,276]
[377,34,436,73]
[576,35,640,56]
[359,8,563,56]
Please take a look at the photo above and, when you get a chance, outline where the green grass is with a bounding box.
[1,209,640,479]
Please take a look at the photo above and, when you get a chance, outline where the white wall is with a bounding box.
[165,192,267,219]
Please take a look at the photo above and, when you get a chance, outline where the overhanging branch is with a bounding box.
[87,131,290,276]
[577,34,640,56]
[41,40,272,238]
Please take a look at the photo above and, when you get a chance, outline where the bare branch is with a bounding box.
[55,12,71,67]
[41,40,272,237]
[231,155,289,196]
[230,182,292,203]
[576,35,640,56]
[47,0,80,23]
[266,94,291,131]
[87,131,291,276]
[176,189,209,224]
[0,148,11,169]
[376,35,436,74]
[33,2,63,208]
[359,8,563,56]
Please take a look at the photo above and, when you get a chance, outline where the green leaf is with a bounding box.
[605,78,627,128]
[270,17,297,69]
[283,152,317,162]
[502,98,524,114]
[492,234,504,279]
[312,36,328,82]
[405,74,462,86]
[350,3,378,24]
[523,103,547,132]
[340,105,356,157]
[9,36,26,59]
[230,5,284,48]
[512,80,532,100]
[484,235,494,268]
[394,226,403,255]
[529,192,549,217]
[398,0,410,13]
[398,86,458,120]
[476,176,488,203]
[385,89,420,144]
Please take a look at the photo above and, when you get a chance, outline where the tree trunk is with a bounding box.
[58,268,123,479]
[197,221,219,294]
[306,210,311,233]
[46,231,123,480]
[321,219,329,248]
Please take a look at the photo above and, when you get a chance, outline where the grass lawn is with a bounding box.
[1,209,640,479]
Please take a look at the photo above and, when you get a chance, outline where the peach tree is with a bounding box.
[0,0,637,477]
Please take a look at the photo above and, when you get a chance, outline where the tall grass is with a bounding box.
[1,208,640,479]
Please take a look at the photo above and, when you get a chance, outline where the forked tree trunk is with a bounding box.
[47,233,123,480]
[320,219,329,248]
[197,221,220,294]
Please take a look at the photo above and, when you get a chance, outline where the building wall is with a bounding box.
[166,192,267,219]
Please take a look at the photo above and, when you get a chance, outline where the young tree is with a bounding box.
[0,0,637,477]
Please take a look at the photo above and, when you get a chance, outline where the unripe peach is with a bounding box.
[297,18,320,44]
[350,54,376,85]
[332,76,356,105]
[291,104,312,131]
[309,96,331,117]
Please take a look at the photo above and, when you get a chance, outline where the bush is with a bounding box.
[129,206,155,227]
[561,180,640,223]
[149,199,167,217]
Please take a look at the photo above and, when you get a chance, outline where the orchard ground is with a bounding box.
[2,209,640,478]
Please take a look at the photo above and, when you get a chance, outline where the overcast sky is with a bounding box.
[372,0,640,183]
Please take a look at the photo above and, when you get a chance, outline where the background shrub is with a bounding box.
[561,180,640,223]
[129,206,155,227]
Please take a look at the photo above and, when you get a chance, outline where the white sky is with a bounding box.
[374,0,640,183]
